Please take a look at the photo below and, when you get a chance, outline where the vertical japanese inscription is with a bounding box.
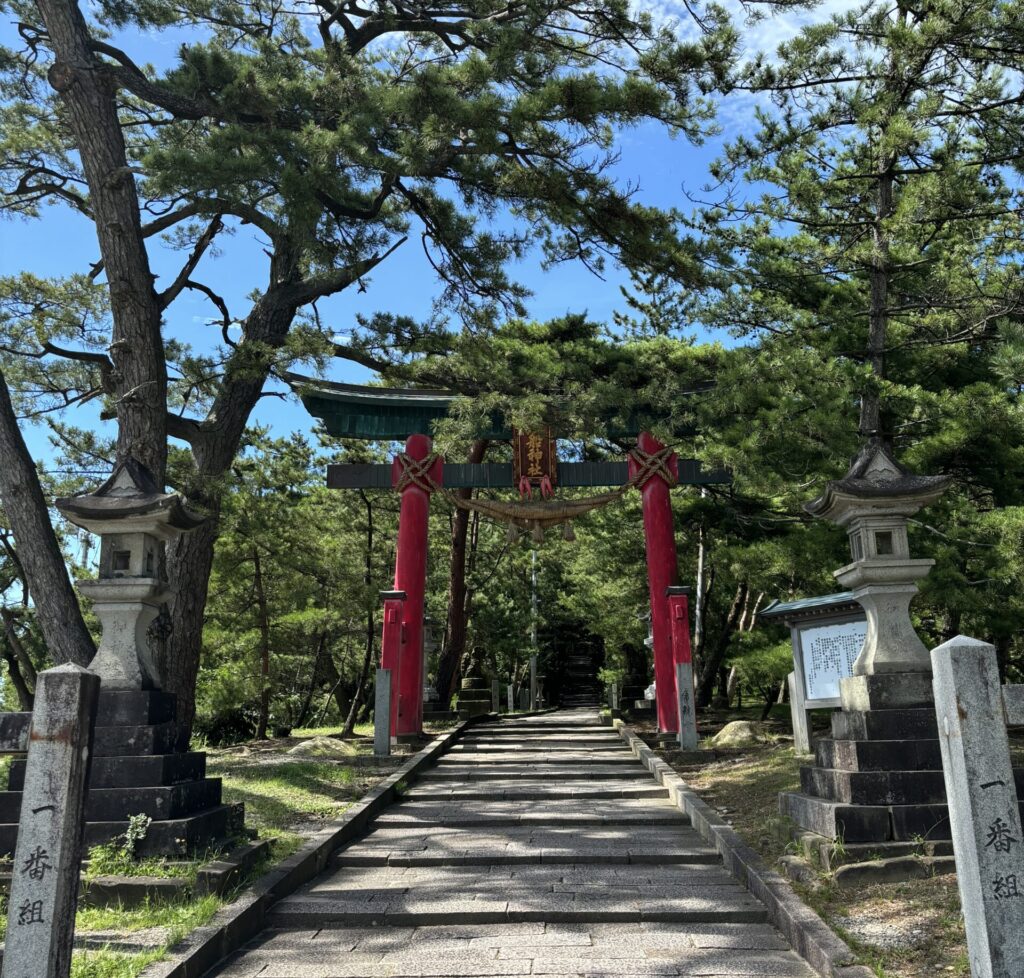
[3,664,99,978]
[513,428,557,488]
[932,636,1024,978]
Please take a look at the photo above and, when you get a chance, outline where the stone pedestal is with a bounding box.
[780,675,948,843]
[455,677,492,719]
[0,690,242,857]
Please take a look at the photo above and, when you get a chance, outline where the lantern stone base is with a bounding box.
[456,677,493,719]
[0,690,242,858]
[779,674,1024,843]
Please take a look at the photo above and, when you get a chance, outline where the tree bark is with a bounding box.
[0,637,33,711]
[343,490,376,737]
[164,274,302,747]
[860,149,895,438]
[294,631,328,729]
[0,370,94,667]
[436,439,488,702]
[252,547,271,740]
[164,516,218,748]
[695,581,748,708]
[0,609,38,689]
[35,0,168,479]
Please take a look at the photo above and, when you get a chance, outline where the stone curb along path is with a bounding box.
[611,721,872,978]
[204,709,863,978]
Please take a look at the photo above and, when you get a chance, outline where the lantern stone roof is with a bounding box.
[805,439,950,521]
[56,458,204,534]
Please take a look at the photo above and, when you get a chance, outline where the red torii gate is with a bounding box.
[301,382,728,740]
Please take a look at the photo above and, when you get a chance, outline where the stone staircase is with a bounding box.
[213,710,816,978]
[561,652,601,708]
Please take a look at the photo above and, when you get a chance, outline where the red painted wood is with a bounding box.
[668,592,692,665]
[390,435,442,736]
[629,431,680,733]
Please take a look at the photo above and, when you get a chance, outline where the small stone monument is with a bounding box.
[3,664,98,978]
[780,440,955,852]
[931,636,1024,978]
[0,459,242,857]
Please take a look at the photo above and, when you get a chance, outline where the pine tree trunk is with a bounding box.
[0,632,33,711]
[35,0,167,479]
[696,581,748,708]
[0,370,94,667]
[436,440,487,702]
[860,152,895,438]
[252,548,271,740]
[0,609,38,689]
[294,631,328,729]
[164,516,219,749]
[343,491,376,737]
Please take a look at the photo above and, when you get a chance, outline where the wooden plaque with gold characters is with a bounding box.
[513,428,558,488]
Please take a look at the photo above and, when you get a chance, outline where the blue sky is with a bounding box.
[0,0,847,465]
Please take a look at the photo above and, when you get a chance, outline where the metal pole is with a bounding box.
[530,655,538,712]
[531,548,538,653]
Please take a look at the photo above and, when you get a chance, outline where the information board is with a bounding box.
[799,620,867,703]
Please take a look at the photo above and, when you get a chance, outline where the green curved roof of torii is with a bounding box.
[300,381,658,441]
[301,382,508,440]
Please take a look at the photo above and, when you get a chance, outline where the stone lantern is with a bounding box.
[56,458,204,690]
[805,439,950,676]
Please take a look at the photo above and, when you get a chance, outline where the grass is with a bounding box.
[289,723,373,739]
[211,755,363,854]
[71,948,165,978]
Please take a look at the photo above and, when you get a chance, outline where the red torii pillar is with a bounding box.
[390,434,442,738]
[628,431,680,734]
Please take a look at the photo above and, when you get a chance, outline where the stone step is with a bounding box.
[461,732,620,741]
[404,783,669,802]
[799,766,949,806]
[268,894,767,927]
[375,800,690,828]
[479,724,609,733]
[831,708,938,742]
[813,738,943,772]
[451,742,626,752]
[423,767,651,781]
[446,753,637,766]
[337,826,711,867]
[221,921,811,978]
[335,848,719,868]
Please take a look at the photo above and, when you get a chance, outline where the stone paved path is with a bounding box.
[214,710,816,977]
